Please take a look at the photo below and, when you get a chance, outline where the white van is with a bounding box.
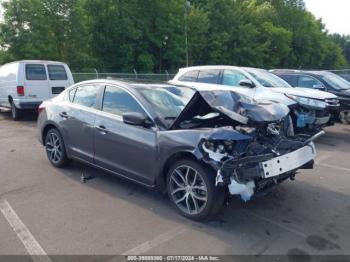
[0,60,74,120]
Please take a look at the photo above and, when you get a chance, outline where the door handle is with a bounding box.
[59,112,69,119]
[96,125,109,134]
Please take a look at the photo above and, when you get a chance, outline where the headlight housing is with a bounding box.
[285,94,327,109]
[201,140,235,162]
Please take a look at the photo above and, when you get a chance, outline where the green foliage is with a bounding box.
[0,0,348,71]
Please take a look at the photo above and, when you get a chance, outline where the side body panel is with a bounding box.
[0,62,19,107]
[93,111,158,185]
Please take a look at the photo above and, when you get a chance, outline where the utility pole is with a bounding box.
[184,0,191,67]
[159,36,168,73]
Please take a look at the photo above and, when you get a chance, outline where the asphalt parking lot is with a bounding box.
[0,110,349,258]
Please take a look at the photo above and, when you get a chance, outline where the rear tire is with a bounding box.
[166,159,225,221]
[11,101,22,121]
[339,110,350,125]
[45,128,69,168]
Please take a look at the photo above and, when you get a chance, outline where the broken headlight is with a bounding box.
[204,140,234,154]
[267,123,281,136]
[285,94,327,109]
[201,140,235,162]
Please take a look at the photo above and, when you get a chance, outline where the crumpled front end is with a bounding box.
[198,127,322,202]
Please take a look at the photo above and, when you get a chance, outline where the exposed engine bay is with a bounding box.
[170,90,323,201]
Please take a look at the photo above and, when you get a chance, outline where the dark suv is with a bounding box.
[271,70,350,122]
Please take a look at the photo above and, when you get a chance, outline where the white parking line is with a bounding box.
[0,198,51,262]
[314,151,350,172]
[121,225,187,255]
[317,163,350,172]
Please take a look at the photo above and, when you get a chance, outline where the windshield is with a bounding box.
[246,69,292,88]
[321,72,350,90]
[136,85,195,121]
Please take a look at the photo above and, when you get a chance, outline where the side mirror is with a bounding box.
[239,79,256,88]
[313,84,325,90]
[123,112,151,127]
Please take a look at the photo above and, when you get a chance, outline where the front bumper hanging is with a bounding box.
[217,131,324,201]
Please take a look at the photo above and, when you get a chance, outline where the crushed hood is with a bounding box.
[271,87,337,100]
[169,90,290,130]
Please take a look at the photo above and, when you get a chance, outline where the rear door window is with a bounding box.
[73,85,99,108]
[25,64,47,80]
[197,70,221,84]
[178,70,199,82]
[47,65,68,80]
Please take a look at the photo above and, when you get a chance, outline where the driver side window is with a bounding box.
[222,70,247,86]
[102,86,145,116]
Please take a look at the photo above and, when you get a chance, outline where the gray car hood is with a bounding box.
[169,90,290,130]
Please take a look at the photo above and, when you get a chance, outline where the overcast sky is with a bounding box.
[304,0,350,35]
[0,0,349,35]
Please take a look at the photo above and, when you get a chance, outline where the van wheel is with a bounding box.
[11,101,22,120]
[167,159,225,221]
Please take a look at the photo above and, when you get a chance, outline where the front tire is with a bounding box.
[166,159,225,221]
[11,101,22,120]
[45,128,69,168]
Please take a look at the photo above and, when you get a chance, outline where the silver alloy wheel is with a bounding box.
[169,165,208,215]
[46,132,63,164]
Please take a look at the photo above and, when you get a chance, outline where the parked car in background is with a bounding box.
[170,66,339,134]
[37,79,321,220]
[271,69,350,123]
[0,60,74,120]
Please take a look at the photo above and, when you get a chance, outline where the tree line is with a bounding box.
[0,0,349,72]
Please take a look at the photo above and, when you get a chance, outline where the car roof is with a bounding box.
[177,65,269,74]
[72,78,195,91]
[178,65,243,72]
[2,60,68,66]
[271,69,329,76]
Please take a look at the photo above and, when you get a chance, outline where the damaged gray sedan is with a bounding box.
[38,80,322,220]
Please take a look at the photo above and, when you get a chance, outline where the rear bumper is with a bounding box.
[18,101,42,110]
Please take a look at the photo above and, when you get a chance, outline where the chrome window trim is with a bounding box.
[103,83,156,125]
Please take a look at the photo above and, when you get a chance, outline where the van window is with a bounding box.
[178,70,199,82]
[48,65,68,80]
[26,64,47,80]
[197,70,221,84]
